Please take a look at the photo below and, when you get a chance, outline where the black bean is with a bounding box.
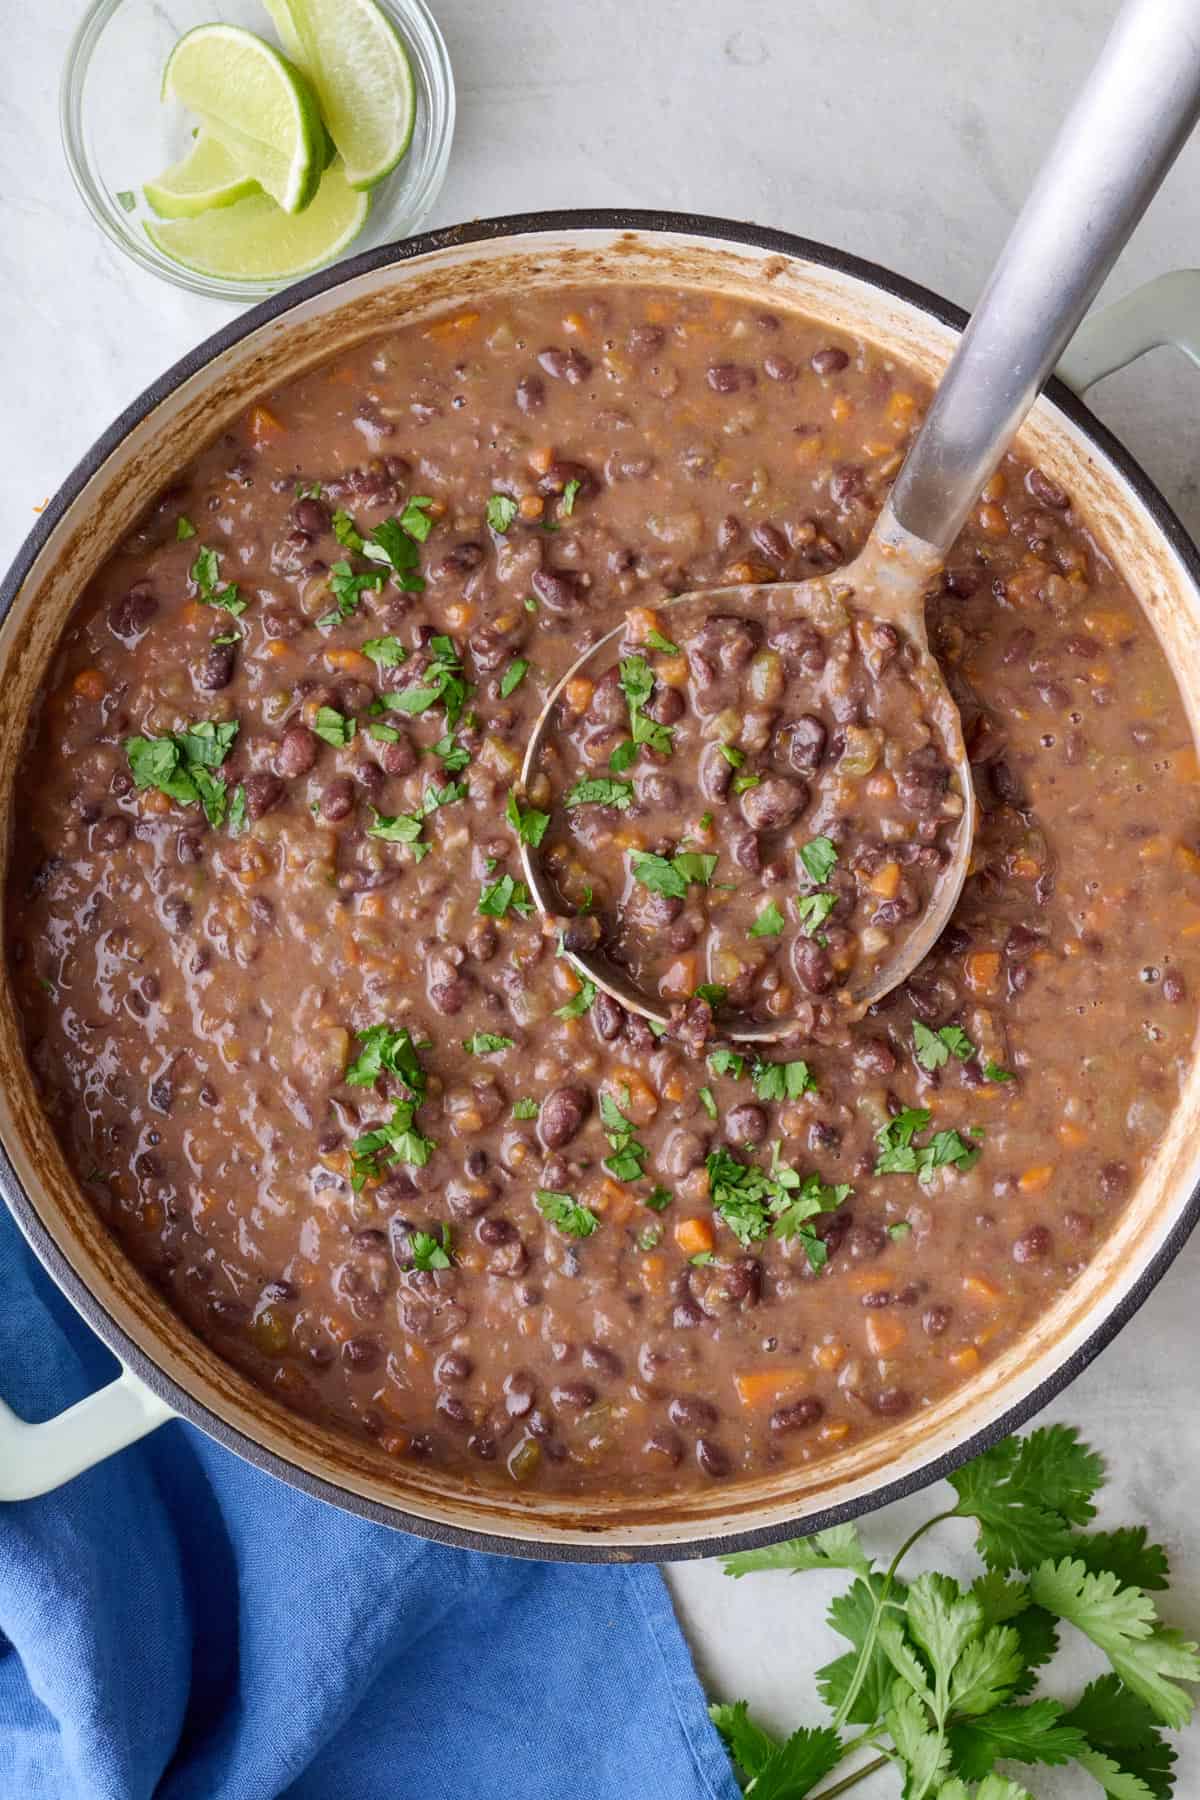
[707,362,756,394]
[792,937,835,995]
[504,1370,537,1416]
[538,1085,591,1150]
[90,817,129,851]
[751,522,788,563]
[642,1428,683,1465]
[1027,468,1070,509]
[782,715,827,771]
[922,1304,952,1337]
[628,324,666,355]
[197,641,236,690]
[429,978,469,1015]
[725,1103,768,1147]
[242,772,284,820]
[516,374,546,414]
[770,1398,824,1433]
[538,459,597,500]
[741,775,808,832]
[531,566,587,613]
[321,776,356,822]
[668,1395,718,1430]
[592,991,625,1042]
[1163,970,1186,1004]
[276,725,319,778]
[1013,1225,1051,1263]
[811,346,850,375]
[763,354,798,382]
[582,1343,623,1377]
[343,1336,383,1372]
[538,347,592,384]
[868,1388,911,1416]
[476,1216,516,1246]
[846,1223,888,1260]
[551,1381,596,1410]
[695,1438,731,1478]
[108,583,158,643]
[294,497,330,535]
[699,742,734,803]
[376,732,417,778]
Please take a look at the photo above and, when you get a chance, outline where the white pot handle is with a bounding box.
[0,1363,175,1500]
[1058,269,1200,392]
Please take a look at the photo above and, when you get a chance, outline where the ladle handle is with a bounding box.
[885,0,1200,555]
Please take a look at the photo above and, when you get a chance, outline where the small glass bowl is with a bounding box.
[60,0,455,301]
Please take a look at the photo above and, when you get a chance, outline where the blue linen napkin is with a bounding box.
[0,1210,738,1800]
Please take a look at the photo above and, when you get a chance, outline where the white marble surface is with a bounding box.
[4,2,1200,1790]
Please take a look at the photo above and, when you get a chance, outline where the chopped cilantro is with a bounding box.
[535,1189,599,1238]
[124,720,239,827]
[332,509,364,551]
[407,1223,453,1271]
[345,1023,427,1091]
[619,654,675,758]
[699,1087,719,1119]
[708,1048,747,1080]
[599,1091,649,1183]
[506,789,550,847]
[875,1108,982,1183]
[732,773,761,793]
[888,1220,913,1240]
[560,477,582,516]
[314,706,355,747]
[630,848,718,899]
[752,1060,816,1102]
[478,874,534,918]
[913,1020,976,1071]
[719,743,745,768]
[318,561,385,627]
[694,984,727,1008]
[228,784,247,835]
[985,1059,1016,1083]
[350,1100,436,1188]
[799,836,838,885]
[512,1098,539,1120]
[362,635,407,670]
[705,1143,850,1269]
[398,495,435,542]
[432,732,471,774]
[487,493,519,533]
[749,900,786,938]
[464,1032,515,1055]
[555,979,597,1020]
[175,515,196,541]
[190,546,246,616]
[798,891,838,937]
[565,776,634,810]
[375,635,468,728]
[500,658,529,698]
[645,1185,673,1213]
[609,739,637,774]
[643,627,679,654]
[363,516,426,591]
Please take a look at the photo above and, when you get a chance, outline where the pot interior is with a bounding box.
[3,222,1199,1554]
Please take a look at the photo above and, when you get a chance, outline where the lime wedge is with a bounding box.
[145,159,369,282]
[162,24,324,215]
[144,132,260,220]
[262,0,416,190]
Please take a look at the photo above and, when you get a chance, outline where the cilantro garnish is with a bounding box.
[694,983,727,1008]
[124,720,239,828]
[565,777,634,810]
[350,1101,436,1188]
[228,784,246,835]
[645,1185,672,1213]
[630,848,718,899]
[535,1189,599,1238]
[749,900,786,939]
[719,743,744,768]
[913,1021,976,1071]
[616,654,675,762]
[362,635,408,670]
[363,515,427,591]
[798,892,838,937]
[368,781,465,860]
[555,979,597,1020]
[500,658,529,698]
[985,1059,1016,1083]
[463,1032,514,1055]
[190,546,246,616]
[560,477,582,516]
[345,1023,427,1091]
[752,1059,816,1102]
[733,773,761,794]
[599,1091,648,1183]
[506,789,550,847]
[512,1098,539,1120]
[176,515,196,541]
[708,1048,747,1080]
[333,509,364,551]
[643,627,679,654]
[314,706,355,748]
[432,732,471,774]
[478,874,534,918]
[799,836,839,884]
[705,1143,850,1268]
[318,562,384,627]
[875,1108,981,1183]
[487,493,519,533]
[407,1224,453,1272]
[714,1422,1198,1800]
[375,635,468,728]
[699,1086,719,1119]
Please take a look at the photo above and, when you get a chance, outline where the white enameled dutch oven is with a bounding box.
[1,214,1199,1560]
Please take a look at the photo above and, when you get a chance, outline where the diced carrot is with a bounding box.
[974,1323,1000,1348]
[247,404,285,446]
[564,676,594,713]
[868,861,901,900]
[518,493,544,520]
[977,503,1008,537]
[426,310,480,341]
[813,1341,845,1371]
[962,1273,1002,1305]
[71,668,106,701]
[1172,747,1200,782]
[820,1420,851,1443]
[265,639,290,660]
[640,1253,667,1294]
[518,1309,537,1337]
[1174,843,1200,877]
[1139,835,1169,863]
[625,605,666,645]
[562,310,587,335]
[655,654,689,687]
[661,1070,687,1104]
[1057,1120,1087,1150]
[1182,918,1200,938]
[964,951,1001,995]
[1018,1163,1054,1193]
[733,1366,811,1408]
[528,445,555,475]
[793,435,823,461]
[723,559,775,584]
[830,394,853,422]
[949,1345,981,1374]
[660,955,698,998]
[323,648,373,677]
[1088,665,1112,686]
[982,471,1006,502]
[865,1315,906,1357]
[141,789,171,816]
[886,390,916,424]
[444,600,474,630]
[674,1216,715,1258]
[358,893,388,920]
[1010,853,1041,880]
[380,1432,412,1458]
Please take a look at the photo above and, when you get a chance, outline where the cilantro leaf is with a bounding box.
[1074,1528,1171,1593]
[560,477,582,516]
[887,1681,952,1794]
[707,1700,779,1779]
[630,848,717,898]
[644,1185,672,1213]
[478,874,534,918]
[875,1109,981,1184]
[486,493,519,533]
[643,627,678,653]
[345,1024,427,1092]
[555,979,596,1020]
[816,1575,902,1725]
[618,654,675,757]
[609,739,637,773]
[1062,1676,1178,1799]
[500,658,529,698]
[362,635,407,670]
[984,1059,1016,1083]
[408,1224,453,1271]
[914,1020,977,1070]
[694,984,726,1009]
[228,784,246,835]
[799,835,838,884]
[314,706,355,747]
[948,1427,1103,1572]
[318,560,385,626]
[752,1059,816,1102]
[1030,1557,1200,1728]
[333,509,364,551]
[723,1524,872,1579]
[399,495,435,542]
[740,1725,843,1800]
[512,1098,539,1120]
[364,516,426,591]
[124,721,239,817]
[938,1779,1037,1800]
[565,777,633,810]
[350,1100,436,1187]
[534,1189,599,1238]
[798,892,838,936]
[949,1698,1090,1782]
[749,900,786,938]
[463,1032,514,1055]
[708,1048,746,1080]
[698,1086,718,1119]
[599,1091,648,1183]
[506,789,550,847]
[176,515,196,540]
[190,545,246,615]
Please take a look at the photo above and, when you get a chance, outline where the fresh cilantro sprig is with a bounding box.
[506,788,551,848]
[375,635,469,730]
[368,780,466,861]
[875,1108,982,1184]
[609,654,675,772]
[712,1424,1199,1800]
[706,1143,850,1269]
[407,1224,453,1272]
[190,546,246,616]
[534,1188,599,1238]
[599,1091,648,1183]
[913,1021,1015,1084]
[566,777,634,810]
[344,1024,435,1188]
[630,848,718,899]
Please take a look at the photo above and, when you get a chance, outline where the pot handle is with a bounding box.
[0,1364,175,1501]
[1058,270,1200,392]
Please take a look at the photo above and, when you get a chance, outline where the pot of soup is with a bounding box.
[1,213,1198,1559]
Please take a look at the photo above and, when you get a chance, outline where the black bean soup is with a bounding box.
[7,285,1198,1496]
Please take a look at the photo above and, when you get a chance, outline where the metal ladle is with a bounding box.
[520,0,1200,1043]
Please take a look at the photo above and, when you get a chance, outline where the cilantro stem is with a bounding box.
[808,1753,890,1799]
[830,1510,956,1730]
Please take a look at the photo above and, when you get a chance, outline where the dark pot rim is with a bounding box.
[4,207,1199,1563]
